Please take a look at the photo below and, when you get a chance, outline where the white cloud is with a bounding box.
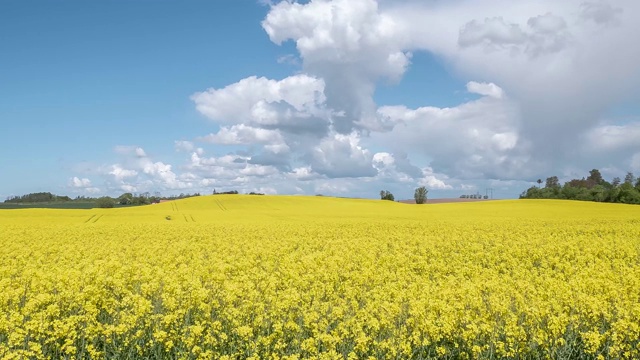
[583,122,640,152]
[419,176,451,190]
[114,145,147,158]
[314,179,353,195]
[289,166,321,181]
[72,0,640,198]
[199,124,287,146]
[70,177,92,188]
[101,147,193,193]
[311,132,377,178]
[466,81,504,99]
[120,184,137,193]
[109,165,138,182]
[458,13,570,57]
[68,177,100,194]
[373,152,394,167]
[175,140,195,152]
[191,75,330,135]
[580,1,623,25]
[459,17,528,49]
[372,91,529,179]
[263,0,411,133]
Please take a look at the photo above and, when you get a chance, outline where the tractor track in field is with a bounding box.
[92,215,103,223]
[84,214,96,223]
[214,199,227,211]
[181,214,196,222]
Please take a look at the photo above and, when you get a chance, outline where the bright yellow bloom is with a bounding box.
[0,196,639,358]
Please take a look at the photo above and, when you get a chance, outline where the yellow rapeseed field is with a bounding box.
[1,196,639,359]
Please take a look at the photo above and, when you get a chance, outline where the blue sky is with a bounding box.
[2,0,639,200]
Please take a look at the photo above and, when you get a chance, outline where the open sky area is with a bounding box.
[2,0,639,200]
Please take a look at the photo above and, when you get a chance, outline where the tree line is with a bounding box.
[520,169,640,204]
[380,186,429,204]
[3,189,265,209]
[4,192,202,209]
[5,192,72,203]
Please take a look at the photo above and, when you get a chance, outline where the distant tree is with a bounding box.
[96,197,115,208]
[414,186,428,204]
[132,195,150,206]
[587,169,604,185]
[118,193,133,205]
[380,190,395,201]
[624,172,635,185]
[212,190,239,195]
[617,183,640,204]
[521,169,640,206]
[606,186,621,203]
[589,185,607,202]
[537,179,542,188]
[3,192,82,203]
[545,176,560,189]
[520,186,542,199]
[612,177,621,187]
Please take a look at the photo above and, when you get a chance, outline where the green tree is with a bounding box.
[617,183,640,204]
[414,186,428,204]
[521,169,640,205]
[590,185,607,202]
[132,195,150,206]
[96,197,115,208]
[545,176,560,189]
[624,172,635,185]
[612,177,621,187]
[380,190,395,201]
[587,169,604,185]
[118,193,133,205]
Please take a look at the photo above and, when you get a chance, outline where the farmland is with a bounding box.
[1,196,639,359]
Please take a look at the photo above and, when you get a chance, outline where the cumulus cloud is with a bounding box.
[175,140,195,152]
[458,13,570,57]
[580,1,623,25]
[263,0,411,133]
[372,90,528,179]
[100,147,194,193]
[377,0,640,179]
[69,177,100,193]
[191,75,330,136]
[583,122,640,152]
[199,124,287,147]
[466,81,504,99]
[289,166,321,181]
[70,177,91,188]
[310,132,377,178]
[72,0,640,198]
[418,167,453,190]
[114,145,147,158]
[458,17,528,49]
[109,165,138,182]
